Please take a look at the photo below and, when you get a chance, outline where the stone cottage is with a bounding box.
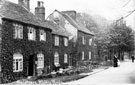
[0,0,53,83]
[47,10,94,66]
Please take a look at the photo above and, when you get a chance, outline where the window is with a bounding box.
[54,36,59,46]
[13,53,23,72]
[39,29,46,41]
[82,36,85,45]
[37,53,44,68]
[89,52,91,59]
[89,39,92,45]
[64,38,68,46]
[54,52,59,65]
[64,53,68,63]
[28,27,36,40]
[13,23,23,39]
[82,51,84,60]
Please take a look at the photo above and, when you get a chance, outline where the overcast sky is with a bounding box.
[9,0,135,29]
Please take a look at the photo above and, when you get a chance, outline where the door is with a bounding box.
[28,55,35,76]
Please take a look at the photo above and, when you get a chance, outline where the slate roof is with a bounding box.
[47,21,72,37]
[55,10,94,35]
[0,0,52,30]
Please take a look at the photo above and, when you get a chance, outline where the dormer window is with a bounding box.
[54,35,59,46]
[13,23,23,39]
[28,27,36,40]
[64,38,68,46]
[39,29,46,41]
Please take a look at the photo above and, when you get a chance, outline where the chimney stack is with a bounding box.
[18,0,30,10]
[62,10,77,21]
[35,1,45,21]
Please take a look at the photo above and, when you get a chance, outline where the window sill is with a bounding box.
[28,39,36,41]
[39,41,46,43]
[54,45,59,46]
[14,38,23,40]
[13,70,23,72]
[37,67,44,69]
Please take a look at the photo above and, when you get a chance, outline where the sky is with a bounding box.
[9,0,135,29]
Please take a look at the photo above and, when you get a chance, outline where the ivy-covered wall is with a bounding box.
[75,31,93,62]
[52,34,70,70]
[1,19,52,83]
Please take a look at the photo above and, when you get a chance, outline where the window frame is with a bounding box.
[54,35,59,46]
[64,37,68,46]
[39,29,46,41]
[89,51,91,60]
[64,53,68,63]
[13,23,23,39]
[82,36,85,45]
[89,39,92,45]
[37,53,44,69]
[13,53,23,72]
[54,52,59,65]
[82,51,84,60]
[28,27,36,40]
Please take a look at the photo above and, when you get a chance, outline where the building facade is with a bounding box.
[47,10,94,66]
[0,0,95,83]
[47,21,72,71]
[34,1,72,71]
[0,0,53,83]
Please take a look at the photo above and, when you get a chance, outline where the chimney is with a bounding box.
[18,0,30,10]
[62,10,77,21]
[35,1,45,21]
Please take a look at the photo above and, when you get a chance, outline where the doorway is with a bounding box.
[28,55,35,76]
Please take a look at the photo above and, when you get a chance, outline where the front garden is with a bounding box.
[12,60,111,84]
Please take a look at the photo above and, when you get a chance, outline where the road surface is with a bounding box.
[63,59,135,84]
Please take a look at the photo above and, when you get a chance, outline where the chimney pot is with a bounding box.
[38,1,44,7]
[18,0,30,10]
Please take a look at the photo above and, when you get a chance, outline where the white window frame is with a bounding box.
[64,38,68,46]
[0,17,2,24]
[54,36,59,46]
[64,53,68,63]
[39,29,46,41]
[13,23,23,39]
[82,51,84,60]
[89,51,91,59]
[54,52,59,65]
[89,39,92,45]
[13,53,23,72]
[82,36,85,45]
[28,27,36,40]
[37,53,44,69]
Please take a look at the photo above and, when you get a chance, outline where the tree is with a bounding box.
[109,22,134,60]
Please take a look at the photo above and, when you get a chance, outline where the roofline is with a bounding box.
[78,30,94,36]
[54,10,94,35]
[3,18,52,31]
[52,33,69,38]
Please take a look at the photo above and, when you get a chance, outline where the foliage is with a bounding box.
[109,24,134,52]
[76,12,134,60]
